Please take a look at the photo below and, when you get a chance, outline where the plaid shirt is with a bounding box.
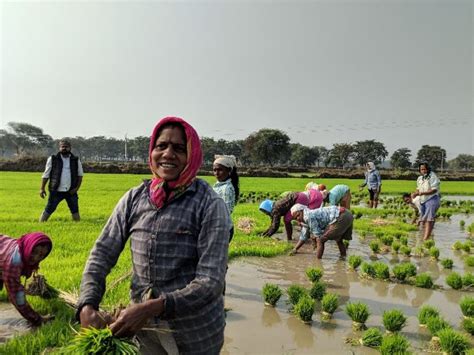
[304,206,341,237]
[213,179,235,214]
[0,235,42,325]
[78,179,230,354]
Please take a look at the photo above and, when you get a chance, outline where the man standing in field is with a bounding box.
[39,139,83,222]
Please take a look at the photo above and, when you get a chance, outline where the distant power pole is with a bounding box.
[125,134,128,161]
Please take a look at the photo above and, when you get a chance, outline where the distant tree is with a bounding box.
[448,154,474,171]
[326,143,355,168]
[3,122,53,155]
[415,145,447,170]
[243,129,291,166]
[314,146,328,167]
[127,136,149,162]
[290,144,315,167]
[390,148,412,170]
[353,139,388,166]
[0,129,16,157]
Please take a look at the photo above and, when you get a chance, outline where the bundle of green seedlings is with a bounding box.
[320,293,339,321]
[414,273,434,289]
[369,240,380,254]
[360,327,383,348]
[391,241,401,254]
[440,258,454,269]
[417,305,440,327]
[412,245,426,258]
[286,284,308,308]
[308,281,326,301]
[423,239,435,249]
[426,315,452,347]
[465,255,474,267]
[262,283,283,306]
[293,295,315,324]
[379,333,411,355]
[347,255,363,270]
[305,267,323,283]
[392,262,417,283]
[372,261,390,280]
[429,247,440,261]
[399,245,411,257]
[463,272,474,288]
[382,309,407,333]
[64,327,138,354]
[345,302,370,330]
[360,262,376,279]
[437,328,470,355]
[460,220,466,228]
[460,296,474,318]
[461,317,474,336]
[446,272,464,290]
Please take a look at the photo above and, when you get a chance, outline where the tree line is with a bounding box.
[1,122,472,171]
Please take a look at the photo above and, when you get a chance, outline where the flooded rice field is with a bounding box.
[223,213,474,354]
[0,303,30,343]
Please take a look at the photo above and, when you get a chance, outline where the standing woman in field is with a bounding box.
[78,117,231,355]
[359,162,382,208]
[213,155,239,240]
[0,232,53,326]
[412,162,440,240]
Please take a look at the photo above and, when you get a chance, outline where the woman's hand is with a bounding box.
[80,305,107,329]
[110,298,164,337]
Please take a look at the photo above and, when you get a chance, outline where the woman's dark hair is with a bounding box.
[230,167,240,204]
[402,193,411,199]
[156,122,186,144]
[418,162,431,174]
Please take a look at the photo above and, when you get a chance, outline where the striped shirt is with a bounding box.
[304,206,341,237]
[78,179,231,354]
[213,179,235,214]
[0,235,42,325]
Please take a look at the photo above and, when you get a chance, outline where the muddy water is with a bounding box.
[0,303,30,343]
[223,213,474,354]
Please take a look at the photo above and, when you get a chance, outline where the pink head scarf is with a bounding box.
[149,116,203,209]
[17,232,52,278]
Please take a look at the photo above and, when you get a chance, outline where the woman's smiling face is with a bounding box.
[151,125,187,181]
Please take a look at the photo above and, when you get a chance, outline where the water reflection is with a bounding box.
[261,306,282,327]
[286,315,315,349]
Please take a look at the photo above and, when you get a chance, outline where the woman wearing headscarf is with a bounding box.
[412,162,440,240]
[78,117,231,355]
[359,162,382,208]
[326,184,351,209]
[212,155,239,215]
[291,204,353,259]
[0,232,53,326]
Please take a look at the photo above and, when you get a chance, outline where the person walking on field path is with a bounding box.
[39,139,83,222]
[359,162,382,208]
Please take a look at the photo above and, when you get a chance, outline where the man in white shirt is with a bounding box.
[39,139,84,222]
[402,193,422,225]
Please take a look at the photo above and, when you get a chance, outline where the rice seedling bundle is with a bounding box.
[426,316,451,337]
[399,236,409,246]
[287,285,308,306]
[423,240,435,249]
[417,305,440,326]
[462,272,474,288]
[372,262,390,280]
[381,235,393,247]
[65,327,138,355]
[345,302,370,330]
[294,295,315,323]
[399,245,411,257]
[437,328,470,355]
[465,255,474,267]
[460,296,474,318]
[382,309,407,333]
[414,273,434,289]
[452,241,463,251]
[392,263,416,282]
[440,258,453,269]
[360,262,376,278]
[379,334,410,355]
[429,247,440,260]
[391,241,401,254]
[262,283,283,306]
[360,327,383,348]
[308,281,326,301]
[462,317,474,335]
[347,255,363,270]
[321,293,339,320]
[305,267,323,283]
[369,240,380,254]
[446,272,463,290]
[462,243,472,253]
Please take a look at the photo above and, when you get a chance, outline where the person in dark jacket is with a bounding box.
[39,139,84,222]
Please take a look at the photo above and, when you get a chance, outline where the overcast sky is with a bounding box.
[1,0,472,159]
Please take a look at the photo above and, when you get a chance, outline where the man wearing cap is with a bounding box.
[291,204,353,259]
[39,139,84,222]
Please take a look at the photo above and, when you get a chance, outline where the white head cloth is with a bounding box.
[290,203,307,215]
[214,155,237,169]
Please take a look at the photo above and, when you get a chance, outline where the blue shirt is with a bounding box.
[328,185,350,206]
[361,169,381,190]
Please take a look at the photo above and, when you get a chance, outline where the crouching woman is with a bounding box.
[291,205,353,259]
[0,232,53,326]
